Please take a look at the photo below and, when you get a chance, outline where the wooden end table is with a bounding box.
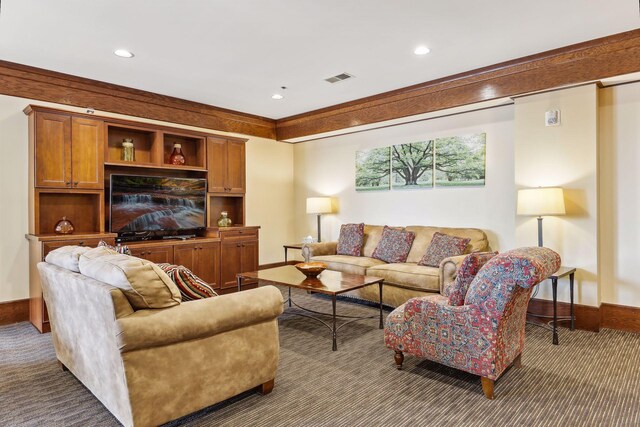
[237,266,384,351]
[283,243,304,263]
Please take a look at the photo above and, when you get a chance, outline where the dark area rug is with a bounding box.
[1,287,639,426]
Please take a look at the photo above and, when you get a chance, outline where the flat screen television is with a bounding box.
[110,175,207,234]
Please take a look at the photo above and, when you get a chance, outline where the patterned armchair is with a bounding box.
[384,247,561,399]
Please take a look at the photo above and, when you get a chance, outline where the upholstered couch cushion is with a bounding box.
[361,225,386,258]
[336,223,365,256]
[157,263,218,300]
[367,263,440,292]
[372,226,416,263]
[405,226,488,264]
[419,232,470,267]
[310,255,386,276]
[45,245,92,272]
[79,247,181,309]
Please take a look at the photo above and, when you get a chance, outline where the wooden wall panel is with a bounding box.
[0,60,276,139]
[276,29,640,140]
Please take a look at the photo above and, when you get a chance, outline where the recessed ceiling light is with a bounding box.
[414,46,431,55]
[271,94,284,100]
[114,49,134,58]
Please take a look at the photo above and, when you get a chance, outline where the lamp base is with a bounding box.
[537,216,543,247]
[317,214,322,243]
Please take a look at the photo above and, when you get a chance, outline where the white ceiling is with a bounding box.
[0,1,638,119]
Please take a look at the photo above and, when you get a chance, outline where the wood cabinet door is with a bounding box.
[240,239,259,273]
[220,240,242,289]
[226,140,245,194]
[131,245,174,264]
[174,244,197,272]
[71,117,104,189]
[35,113,72,188]
[196,242,221,289]
[42,238,112,257]
[207,137,227,193]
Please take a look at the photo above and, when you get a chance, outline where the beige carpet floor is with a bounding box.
[1,288,639,426]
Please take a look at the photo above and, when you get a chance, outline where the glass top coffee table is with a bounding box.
[237,266,384,351]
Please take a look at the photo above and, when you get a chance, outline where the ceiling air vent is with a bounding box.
[325,72,355,84]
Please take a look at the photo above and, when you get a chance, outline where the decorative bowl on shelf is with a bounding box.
[295,262,327,278]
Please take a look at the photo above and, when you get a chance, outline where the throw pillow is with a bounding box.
[336,223,365,256]
[78,247,181,309]
[44,245,92,272]
[445,251,498,306]
[371,226,416,263]
[98,240,131,256]
[157,263,218,301]
[418,232,471,267]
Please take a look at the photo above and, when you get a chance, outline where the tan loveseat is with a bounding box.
[38,251,283,427]
[303,225,489,307]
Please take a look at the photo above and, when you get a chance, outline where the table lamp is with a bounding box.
[517,187,565,247]
[306,197,332,242]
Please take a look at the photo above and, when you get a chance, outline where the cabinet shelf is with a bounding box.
[104,162,207,172]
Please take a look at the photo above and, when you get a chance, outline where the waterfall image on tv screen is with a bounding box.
[110,175,206,232]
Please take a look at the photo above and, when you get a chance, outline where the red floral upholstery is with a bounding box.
[444,251,498,306]
[384,247,561,395]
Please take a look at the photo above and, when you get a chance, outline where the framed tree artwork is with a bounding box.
[435,133,486,187]
[355,147,391,191]
[392,141,434,189]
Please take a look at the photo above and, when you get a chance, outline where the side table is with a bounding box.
[283,243,304,264]
[528,266,576,345]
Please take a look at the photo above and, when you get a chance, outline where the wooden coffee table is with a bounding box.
[237,266,384,351]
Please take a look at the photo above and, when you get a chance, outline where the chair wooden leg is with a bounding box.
[57,360,68,372]
[481,377,494,400]
[513,354,522,368]
[394,350,404,370]
[260,379,274,395]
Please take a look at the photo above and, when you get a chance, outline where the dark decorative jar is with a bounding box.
[54,217,75,235]
[169,143,186,165]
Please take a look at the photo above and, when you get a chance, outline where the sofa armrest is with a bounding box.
[115,285,283,353]
[439,254,469,294]
[302,241,338,260]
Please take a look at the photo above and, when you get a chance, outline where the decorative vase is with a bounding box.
[54,217,75,235]
[169,143,186,165]
[121,138,135,162]
[217,211,232,227]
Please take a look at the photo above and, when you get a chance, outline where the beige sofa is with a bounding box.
[38,258,283,427]
[303,225,489,307]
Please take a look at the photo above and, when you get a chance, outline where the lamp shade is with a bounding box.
[517,187,566,216]
[306,197,332,214]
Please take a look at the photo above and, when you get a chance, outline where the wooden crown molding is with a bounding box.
[0,60,276,139]
[4,29,640,142]
[276,28,640,141]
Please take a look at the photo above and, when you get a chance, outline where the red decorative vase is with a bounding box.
[169,143,186,165]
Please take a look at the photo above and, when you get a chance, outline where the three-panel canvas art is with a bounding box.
[355,133,486,192]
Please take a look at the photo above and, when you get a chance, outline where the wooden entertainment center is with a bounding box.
[24,105,259,333]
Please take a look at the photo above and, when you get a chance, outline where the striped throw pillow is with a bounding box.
[156,263,218,300]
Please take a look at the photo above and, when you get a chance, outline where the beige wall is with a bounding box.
[293,105,517,255]
[599,82,640,307]
[514,85,599,306]
[0,94,295,303]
